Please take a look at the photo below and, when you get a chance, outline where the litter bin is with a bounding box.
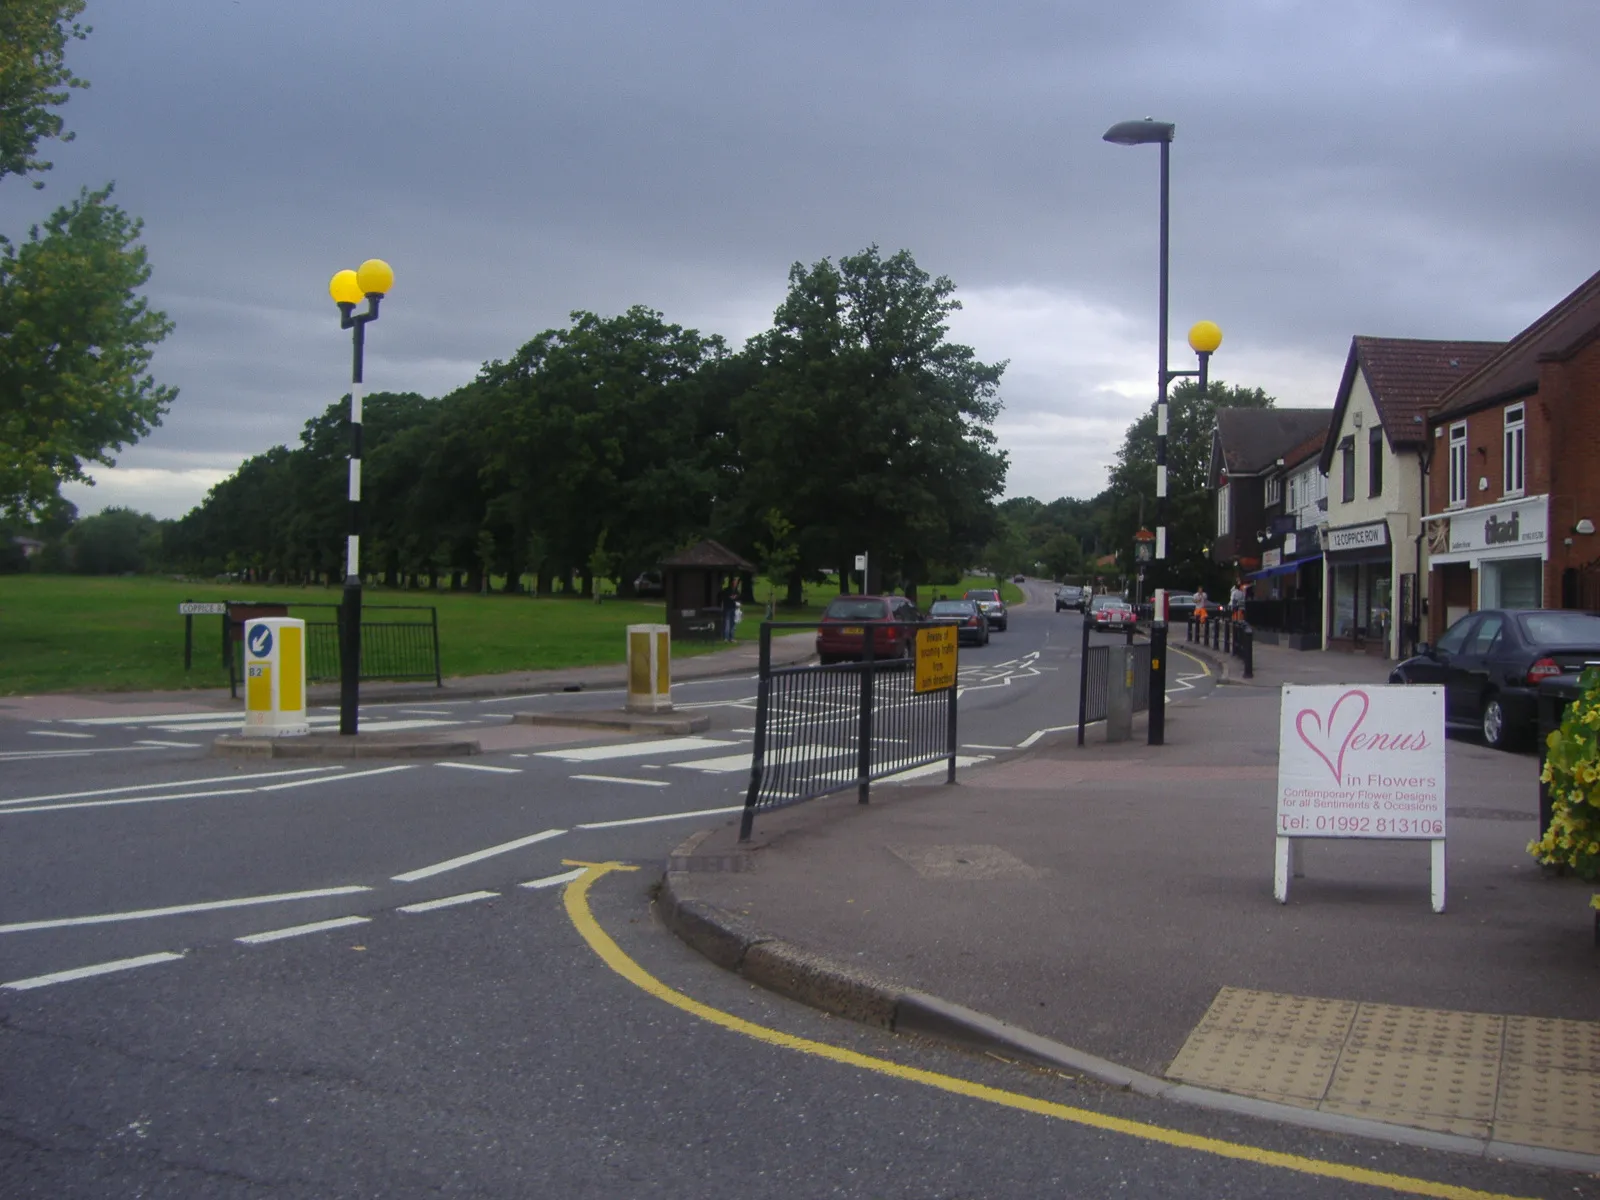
[1537,674,1588,839]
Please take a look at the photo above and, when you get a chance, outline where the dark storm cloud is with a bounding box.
[22,0,1599,515]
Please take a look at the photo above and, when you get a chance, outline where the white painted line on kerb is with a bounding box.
[237,916,371,945]
[397,891,498,914]
[4,952,185,991]
[0,766,338,808]
[28,730,94,739]
[0,885,373,934]
[391,829,566,883]
[1016,725,1073,750]
[435,761,521,775]
[570,774,671,788]
[537,736,737,763]
[520,868,585,890]
[576,805,742,830]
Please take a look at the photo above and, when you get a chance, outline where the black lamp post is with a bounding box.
[1104,118,1221,745]
[328,259,394,736]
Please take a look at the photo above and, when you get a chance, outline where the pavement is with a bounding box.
[660,633,1600,1176]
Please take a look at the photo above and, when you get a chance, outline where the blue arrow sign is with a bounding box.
[247,624,273,658]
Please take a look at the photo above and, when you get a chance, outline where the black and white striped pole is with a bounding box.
[1104,118,1222,744]
[329,259,394,736]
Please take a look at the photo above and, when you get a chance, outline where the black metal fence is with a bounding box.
[1185,613,1254,679]
[225,602,441,696]
[740,621,959,841]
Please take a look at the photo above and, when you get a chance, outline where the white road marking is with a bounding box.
[397,891,499,914]
[537,736,737,763]
[570,774,671,787]
[961,743,1013,752]
[133,739,202,748]
[63,712,228,725]
[0,767,338,808]
[1,788,260,816]
[880,755,990,783]
[391,829,566,883]
[28,730,94,739]
[257,765,415,790]
[435,761,521,775]
[667,752,754,773]
[520,868,585,889]
[237,916,371,944]
[0,886,372,934]
[1017,725,1074,749]
[4,952,185,991]
[0,747,164,762]
[576,805,742,830]
[401,709,454,715]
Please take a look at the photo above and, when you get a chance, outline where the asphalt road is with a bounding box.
[6,591,1573,1197]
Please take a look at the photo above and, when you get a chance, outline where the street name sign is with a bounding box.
[1274,684,1446,911]
[178,602,227,615]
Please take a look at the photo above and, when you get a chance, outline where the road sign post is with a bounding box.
[241,618,310,737]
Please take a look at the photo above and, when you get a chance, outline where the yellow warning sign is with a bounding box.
[914,625,959,693]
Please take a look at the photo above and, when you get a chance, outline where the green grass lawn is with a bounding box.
[0,572,1028,695]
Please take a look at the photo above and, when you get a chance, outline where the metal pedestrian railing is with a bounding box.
[226,602,441,696]
[1186,613,1254,679]
[740,620,959,841]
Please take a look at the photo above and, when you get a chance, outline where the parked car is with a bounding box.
[1055,584,1086,613]
[963,588,1008,631]
[1388,608,1600,750]
[633,570,664,598]
[927,598,989,646]
[1089,593,1136,632]
[815,595,922,664]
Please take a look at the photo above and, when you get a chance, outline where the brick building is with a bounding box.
[1207,407,1331,572]
[1317,337,1503,658]
[1422,269,1600,639]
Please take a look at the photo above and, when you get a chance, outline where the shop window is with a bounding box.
[1448,422,1468,507]
[1482,558,1542,610]
[1503,404,1525,497]
[1340,437,1355,503]
[1368,426,1383,497]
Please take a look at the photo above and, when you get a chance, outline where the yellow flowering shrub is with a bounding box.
[1529,666,1600,910]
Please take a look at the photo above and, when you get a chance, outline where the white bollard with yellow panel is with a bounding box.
[241,618,310,736]
[626,623,673,714]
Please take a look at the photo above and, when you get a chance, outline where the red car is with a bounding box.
[1089,594,1136,632]
[816,595,922,664]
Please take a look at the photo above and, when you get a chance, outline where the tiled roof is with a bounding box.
[1281,431,1326,471]
[1319,337,1504,472]
[1215,408,1333,474]
[1431,269,1600,419]
[658,538,756,570]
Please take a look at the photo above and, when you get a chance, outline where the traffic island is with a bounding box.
[510,710,710,736]
[212,732,482,759]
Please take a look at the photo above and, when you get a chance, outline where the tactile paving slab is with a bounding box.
[1167,987,1600,1154]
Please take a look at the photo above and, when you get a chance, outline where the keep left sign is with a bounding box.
[1276,684,1446,840]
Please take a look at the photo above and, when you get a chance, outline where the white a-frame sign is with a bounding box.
[1274,684,1447,912]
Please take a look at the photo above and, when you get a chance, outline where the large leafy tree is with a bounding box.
[0,186,177,517]
[734,246,1007,599]
[1103,379,1274,592]
[0,0,89,185]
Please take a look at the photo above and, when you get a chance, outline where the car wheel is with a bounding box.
[1481,693,1519,751]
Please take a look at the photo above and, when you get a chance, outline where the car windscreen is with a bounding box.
[964,590,1000,601]
[929,601,975,616]
[1517,612,1600,645]
[1091,596,1127,609]
[823,598,889,620]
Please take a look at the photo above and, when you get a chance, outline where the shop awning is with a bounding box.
[1248,555,1321,580]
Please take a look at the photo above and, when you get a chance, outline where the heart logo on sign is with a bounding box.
[1295,689,1370,784]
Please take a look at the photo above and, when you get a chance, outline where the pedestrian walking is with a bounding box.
[1229,581,1246,615]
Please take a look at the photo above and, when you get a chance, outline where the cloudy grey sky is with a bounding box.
[18,0,1599,519]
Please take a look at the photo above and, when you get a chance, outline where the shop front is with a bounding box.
[1245,527,1324,649]
[1424,495,1548,641]
[1323,519,1393,655]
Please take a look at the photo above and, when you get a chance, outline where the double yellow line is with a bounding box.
[561,861,1532,1200]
